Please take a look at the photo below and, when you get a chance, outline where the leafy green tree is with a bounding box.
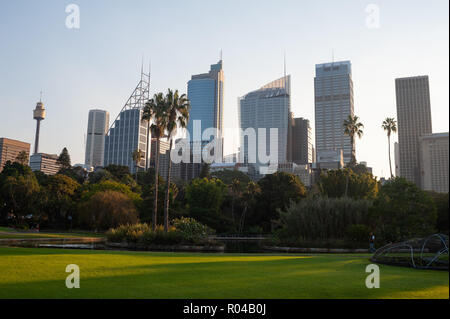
[211,170,250,186]
[239,181,261,234]
[425,191,449,234]
[15,151,29,166]
[142,92,167,230]
[372,177,437,243]
[58,166,87,184]
[318,169,378,199]
[57,147,71,170]
[42,174,80,227]
[163,89,190,232]
[277,197,373,243]
[382,117,397,178]
[88,169,115,184]
[343,115,364,166]
[185,178,228,232]
[253,172,306,233]
[0,162,40,224]
[79,190,138,231]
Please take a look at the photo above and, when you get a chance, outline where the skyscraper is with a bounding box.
[239,75,290,177]
[187,60,224,142]
[419,133,449,193]
[0,138,31,172]
[314,61,354,164]
[85,109,109,168]
[291,117,314,165]
[395,75,432,186]
[104,70,150,173]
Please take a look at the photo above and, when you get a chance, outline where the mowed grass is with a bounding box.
[0,247,448,299]
[0,228,104,239]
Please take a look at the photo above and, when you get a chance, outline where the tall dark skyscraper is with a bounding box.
[314,61,354,164]
[291,117,314,165]
[395,75,432,186]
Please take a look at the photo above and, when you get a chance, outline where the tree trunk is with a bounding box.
[145,122,150,171]
[388,134,393,178]
[153,138,160,231]
[163,138,173,233]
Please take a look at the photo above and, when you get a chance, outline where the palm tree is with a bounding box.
[239,181,260,234]
[132,149,144,182]
[343,115,364,166]
[382,117,397,178]
[163,89,190,232]
[142,93,167,231]
[229,179,241,231]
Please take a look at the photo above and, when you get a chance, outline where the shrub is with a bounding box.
[276,197,373,243]
[106,218,213,245]
[172,217,213,242]
[346,224,371,243]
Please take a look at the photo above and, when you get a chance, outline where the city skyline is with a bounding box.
[0,0,448,179]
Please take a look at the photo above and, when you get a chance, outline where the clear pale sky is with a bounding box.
[0,0,448,178]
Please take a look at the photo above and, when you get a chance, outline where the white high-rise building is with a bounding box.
[314,61,354,164]
[85,109,109,168]
[239,75,290,177]
[419,133,449,193]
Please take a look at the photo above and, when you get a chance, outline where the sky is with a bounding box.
[0,0,448,179]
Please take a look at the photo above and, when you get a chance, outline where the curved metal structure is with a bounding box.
[371,234,449,270]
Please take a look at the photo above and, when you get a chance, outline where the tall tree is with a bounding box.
[239,181,260,234]
[15,151,29,166]
[132,149,144,182]
[57,147,71,170]
[343,115,364,166]
[382,117,397,178]
[142,93,167,231]
[163,89,190,232]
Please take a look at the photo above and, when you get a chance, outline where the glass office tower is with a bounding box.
[314,61,354,164]
[187,60,224,142]
[239,76,290,177]
[103,108,147,173]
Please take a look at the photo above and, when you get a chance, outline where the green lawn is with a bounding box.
[0,228,104,239]
[0,247,447,299]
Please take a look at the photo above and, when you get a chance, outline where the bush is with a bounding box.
[106,218,213,245]
[346,224,371,243]
[172,217,214,242]
[276,197,373,244]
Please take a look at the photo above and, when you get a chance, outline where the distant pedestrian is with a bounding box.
[369,232,375,253]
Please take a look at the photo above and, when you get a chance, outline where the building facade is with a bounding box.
[291,117,314,165]
[314,149,344,170]
[314,61,354,164]
[0,138,31,172]
[187,60,224,143]
[85,109,109,168]
[419,133,449,193]
[104,109,148,174]
[239,76,290,177]
[30,153,61,175]
[395,75,432,187]
[394,142,400,177]
[103,70,150,174]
